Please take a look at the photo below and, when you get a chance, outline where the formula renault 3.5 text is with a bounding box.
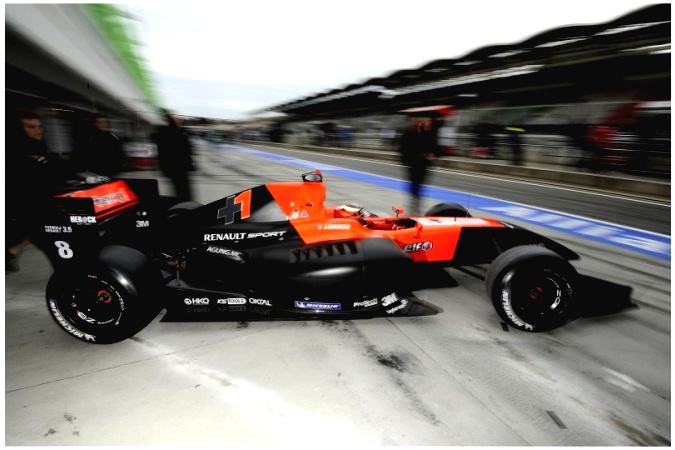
[37,170,633,343]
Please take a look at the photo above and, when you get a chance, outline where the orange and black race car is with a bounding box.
[38,170,632,344]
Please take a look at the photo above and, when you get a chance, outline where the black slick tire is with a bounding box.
[485,245,577,332]
[45,245,162,344]
[425,202,471,218]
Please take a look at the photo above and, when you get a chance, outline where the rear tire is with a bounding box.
[485,245,577,332]
[165,201,202,220]
[46,246,162,344]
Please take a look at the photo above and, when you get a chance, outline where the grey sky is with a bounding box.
[130,0,662,119]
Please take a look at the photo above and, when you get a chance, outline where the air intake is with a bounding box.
[291,241,358,262]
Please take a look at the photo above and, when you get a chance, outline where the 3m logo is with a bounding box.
[136,220,150,228]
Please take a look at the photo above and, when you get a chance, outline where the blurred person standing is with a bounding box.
[505,126,525,166]
[473,122,495,158]
[339,125,353,149]
[398,113,441,215]
[5,111,72,272]
[567,119,590,169]
[73,114,125,177]
[154,111,194,202]
[586,124,615,172]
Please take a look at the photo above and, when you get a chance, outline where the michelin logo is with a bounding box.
[294,301,341,310]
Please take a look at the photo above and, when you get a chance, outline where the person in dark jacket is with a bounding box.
[399,114,441,215]
[154,111,194,202]
[5,111,72,271]
[73,115,125,177]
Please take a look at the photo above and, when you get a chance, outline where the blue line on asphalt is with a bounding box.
[226,144,671,260]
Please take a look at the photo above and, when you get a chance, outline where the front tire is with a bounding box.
[485,245,577,332]
[425,202,471,218]
[46,246,162,344]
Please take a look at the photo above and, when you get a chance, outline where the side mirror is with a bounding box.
[302,170,323,182]
[392,206,404,217]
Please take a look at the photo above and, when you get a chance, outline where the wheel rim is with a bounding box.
[59,277,123,332]
[504,268,572,327]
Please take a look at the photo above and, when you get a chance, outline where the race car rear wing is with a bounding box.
[55,180,140,220]
[38,179,161,270]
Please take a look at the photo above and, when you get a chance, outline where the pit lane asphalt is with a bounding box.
[5,140,670,446]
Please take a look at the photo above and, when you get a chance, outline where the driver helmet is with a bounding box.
[335,203,365,218]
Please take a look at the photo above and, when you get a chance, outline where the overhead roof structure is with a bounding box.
[6,4,163,125]
[260,4,670,119]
